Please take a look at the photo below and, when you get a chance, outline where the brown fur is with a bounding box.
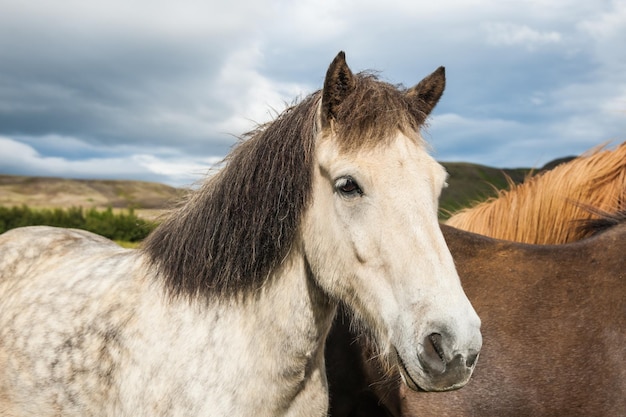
[142,52,443,302]
[327,217,626,417]
[446,142,626,244]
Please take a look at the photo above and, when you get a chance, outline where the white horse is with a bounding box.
[0,52,481,417]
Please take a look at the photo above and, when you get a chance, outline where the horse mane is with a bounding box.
[446,141,626,244]
[142,72,430,301]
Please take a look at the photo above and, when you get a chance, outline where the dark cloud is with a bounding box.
[0,1,624,186]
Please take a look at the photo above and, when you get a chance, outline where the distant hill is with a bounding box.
[439,162,531,219]
[0,175,186,220]
[538,156,576,172]
[1,157,568,221]
[438,156,578,218]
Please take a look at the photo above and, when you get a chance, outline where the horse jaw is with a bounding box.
[303,132,482,392]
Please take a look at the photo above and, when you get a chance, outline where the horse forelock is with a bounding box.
[332,72,428,151]
[142,72,431,302]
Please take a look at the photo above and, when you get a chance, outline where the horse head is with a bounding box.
[303,52,482,392]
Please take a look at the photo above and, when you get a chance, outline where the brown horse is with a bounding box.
[446,142,626,244]
[327,211,626,417]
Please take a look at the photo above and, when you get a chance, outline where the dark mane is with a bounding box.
[575,206,626,237]
[142,72,430,301]
[332,73,429,151]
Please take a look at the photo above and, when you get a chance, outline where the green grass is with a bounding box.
[0,205,156,242]
[115,240,141,249]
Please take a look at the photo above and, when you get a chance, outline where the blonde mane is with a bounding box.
[446,141,626,244]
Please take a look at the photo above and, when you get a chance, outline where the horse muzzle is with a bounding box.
[398,332,481,392]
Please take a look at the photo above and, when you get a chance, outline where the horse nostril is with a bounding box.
[421,332,446,374]
[465,351,479,368]
[417,333,479,390]
[428,333,445,360]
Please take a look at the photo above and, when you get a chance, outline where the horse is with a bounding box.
[327,211,626,417]
[446,141,626,244]
[0,52,482,417]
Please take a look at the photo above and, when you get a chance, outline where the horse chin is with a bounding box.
[395,350,425,392]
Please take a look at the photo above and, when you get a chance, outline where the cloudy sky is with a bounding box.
[1,0,624,186]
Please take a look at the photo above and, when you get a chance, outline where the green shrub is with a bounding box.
[0,205,156,242]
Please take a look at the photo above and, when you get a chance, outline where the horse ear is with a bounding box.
[321,51,356,128]
[406,66,446,118]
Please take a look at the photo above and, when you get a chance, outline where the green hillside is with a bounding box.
[439,162,531,219]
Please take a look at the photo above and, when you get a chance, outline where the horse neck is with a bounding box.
[209,249,337,414]
[150,243,338,355]
[131,248,338,416]
[243,247,337,346]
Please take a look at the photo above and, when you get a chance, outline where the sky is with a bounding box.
[0,0,625,187]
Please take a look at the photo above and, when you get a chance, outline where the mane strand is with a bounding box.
[574,206,626,238]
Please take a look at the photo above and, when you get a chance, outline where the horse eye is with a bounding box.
[335,177,363,197]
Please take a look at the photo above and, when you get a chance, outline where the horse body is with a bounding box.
[0,226,332,416]
[0,52,481,416]
[0,227,140,416]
